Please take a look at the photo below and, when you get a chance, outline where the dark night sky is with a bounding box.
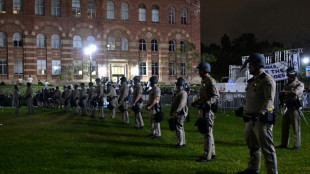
[201,0,310,49]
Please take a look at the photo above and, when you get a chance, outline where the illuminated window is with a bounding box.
[0,0,6,13]
[72,0,81,18]
[87,0,96,19]
[13,0,22,14]
[107,37,115,50]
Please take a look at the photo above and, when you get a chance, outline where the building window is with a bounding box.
[181,63,186,75]
[13,33,23,47]
[0,32,7,47]
[51,34,60,49]
[0,0,5,13]
[35,0,45,16]
[152,62,158,76]
[37,60,46,75]
[152,5,159,23]
[13,0,23,14]
[169,40,175,52]
[72,0,81,18]
[139,39,146,51]
[121,2,128,21]
[52,60,61,75]
[107,37,115,50]
[138,4,146,22]
[180,40,186,52]
[169,63,176,75]
[139,62,146,76]
[181,8,188,25]
[51,0,60,17]
[14,60,23,74]
[0,59,7,74]
[36,34,46,48]
[106,1,114,20]
[87,36,96,46]
[87,0,96,19]
[121,37,128,51]
[151,39,158,52]
[74,60,83,75]
[168,7,175,24]
[73,35,82,48]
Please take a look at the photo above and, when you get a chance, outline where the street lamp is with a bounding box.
[302,57,310,64]
[84,44,97,82]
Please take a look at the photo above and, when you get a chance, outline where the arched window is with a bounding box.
[107,1,114,20]
[13,0,23,14]
[180,40,187,52]
[107,37,115,50]
[138,4,146,22]
[87,36,96,46]
[168,7,175,24]
[181,8,188,25]
[73,35,82,48]
[152,5,159,23]
[121,37,128,51]
[121,2,128,21]
[36,34,46,48]
[13,32,23,47]
[35,0,45,16]
[139,39,146,51]
[0,0,6,13]
[51,34,60,48]
[51,0,61,17]
[151,39,158,52]
[87,0,96,19]
[0,32,7,47]
[169,40,175,52]
[72,0,81,18]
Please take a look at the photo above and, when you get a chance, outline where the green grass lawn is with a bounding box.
[0,107,310,174]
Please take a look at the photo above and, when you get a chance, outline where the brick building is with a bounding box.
[0,0,200,85]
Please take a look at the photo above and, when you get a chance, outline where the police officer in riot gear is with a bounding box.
[95,78,104,119]
[236,53,278,174]
[132,76,144,130]
[193,62,219,162]
[105,82,118,119]
[277,67,304,150]
[146,76,161,139]
[88,82,96,117]
[73,84,80,114]
[65,85,72,112]
[79,83,87,116]
[25,82,34,114]
[54,86,61,110]
[119,76,129,124]
[171,77,188,148]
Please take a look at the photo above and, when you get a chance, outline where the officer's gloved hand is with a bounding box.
[235,107,244,116]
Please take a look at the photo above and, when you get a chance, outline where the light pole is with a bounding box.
[84,44,97,82]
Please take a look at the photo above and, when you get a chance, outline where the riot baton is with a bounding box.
[297,108,309,126]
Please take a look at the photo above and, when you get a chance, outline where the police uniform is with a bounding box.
[80,87,87,116]
[119,83,129,124]
[199,75,219,160]
[96,83,104,119]
[73,88,80,114]
[26,85,34,114]
[172,89,188,146]
[106,85,117,119]
[65,88,72,112]
[281,78,304,149]
[88,86,96,117]
[133,83,144,129]
[54,89,61,110]
[13,88,20,114]
[148,86,161,137]
[244,71,277,174]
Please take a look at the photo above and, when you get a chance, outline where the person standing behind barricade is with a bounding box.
[88,82,96,117]
[132,76,144,130]
[54,86,61,110]
[235,53,277,174]
[72,84,80,114]
[105,82,118,119]
[171,77,188,148]
[61,86,67,110]
[95,78,104,119]
[13,85,20,114]
[79,83,87,116]
[276,67,304,151]
[146,76,161,139]
[25,82,34,114]
[65,85,72,112]
[118,77,129,124]
[192,62,219,162]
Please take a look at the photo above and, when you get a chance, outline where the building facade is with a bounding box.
[0,0,201,84]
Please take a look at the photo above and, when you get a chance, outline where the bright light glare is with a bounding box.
[84,45,97,55]
[303,57,309,64]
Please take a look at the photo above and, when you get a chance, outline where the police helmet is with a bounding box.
[56,86,59,89]
[149,76,158,85]
[74,84,79,89]
[67,85,71,89]
[133,76,140,82]
[120,76,128,83]
[80,83,85,87]
[27,82,31,86]
[196,62,211,73]
[63,86,67,89]
[176,77,186,86]
[95,78,101,82]
[247,53,265,67]
[88,82,93,87]
[286,67,297,77]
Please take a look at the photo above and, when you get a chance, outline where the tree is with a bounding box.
[221,33,231,50]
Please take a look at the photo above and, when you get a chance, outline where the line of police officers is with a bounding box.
[11,53,305,174]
